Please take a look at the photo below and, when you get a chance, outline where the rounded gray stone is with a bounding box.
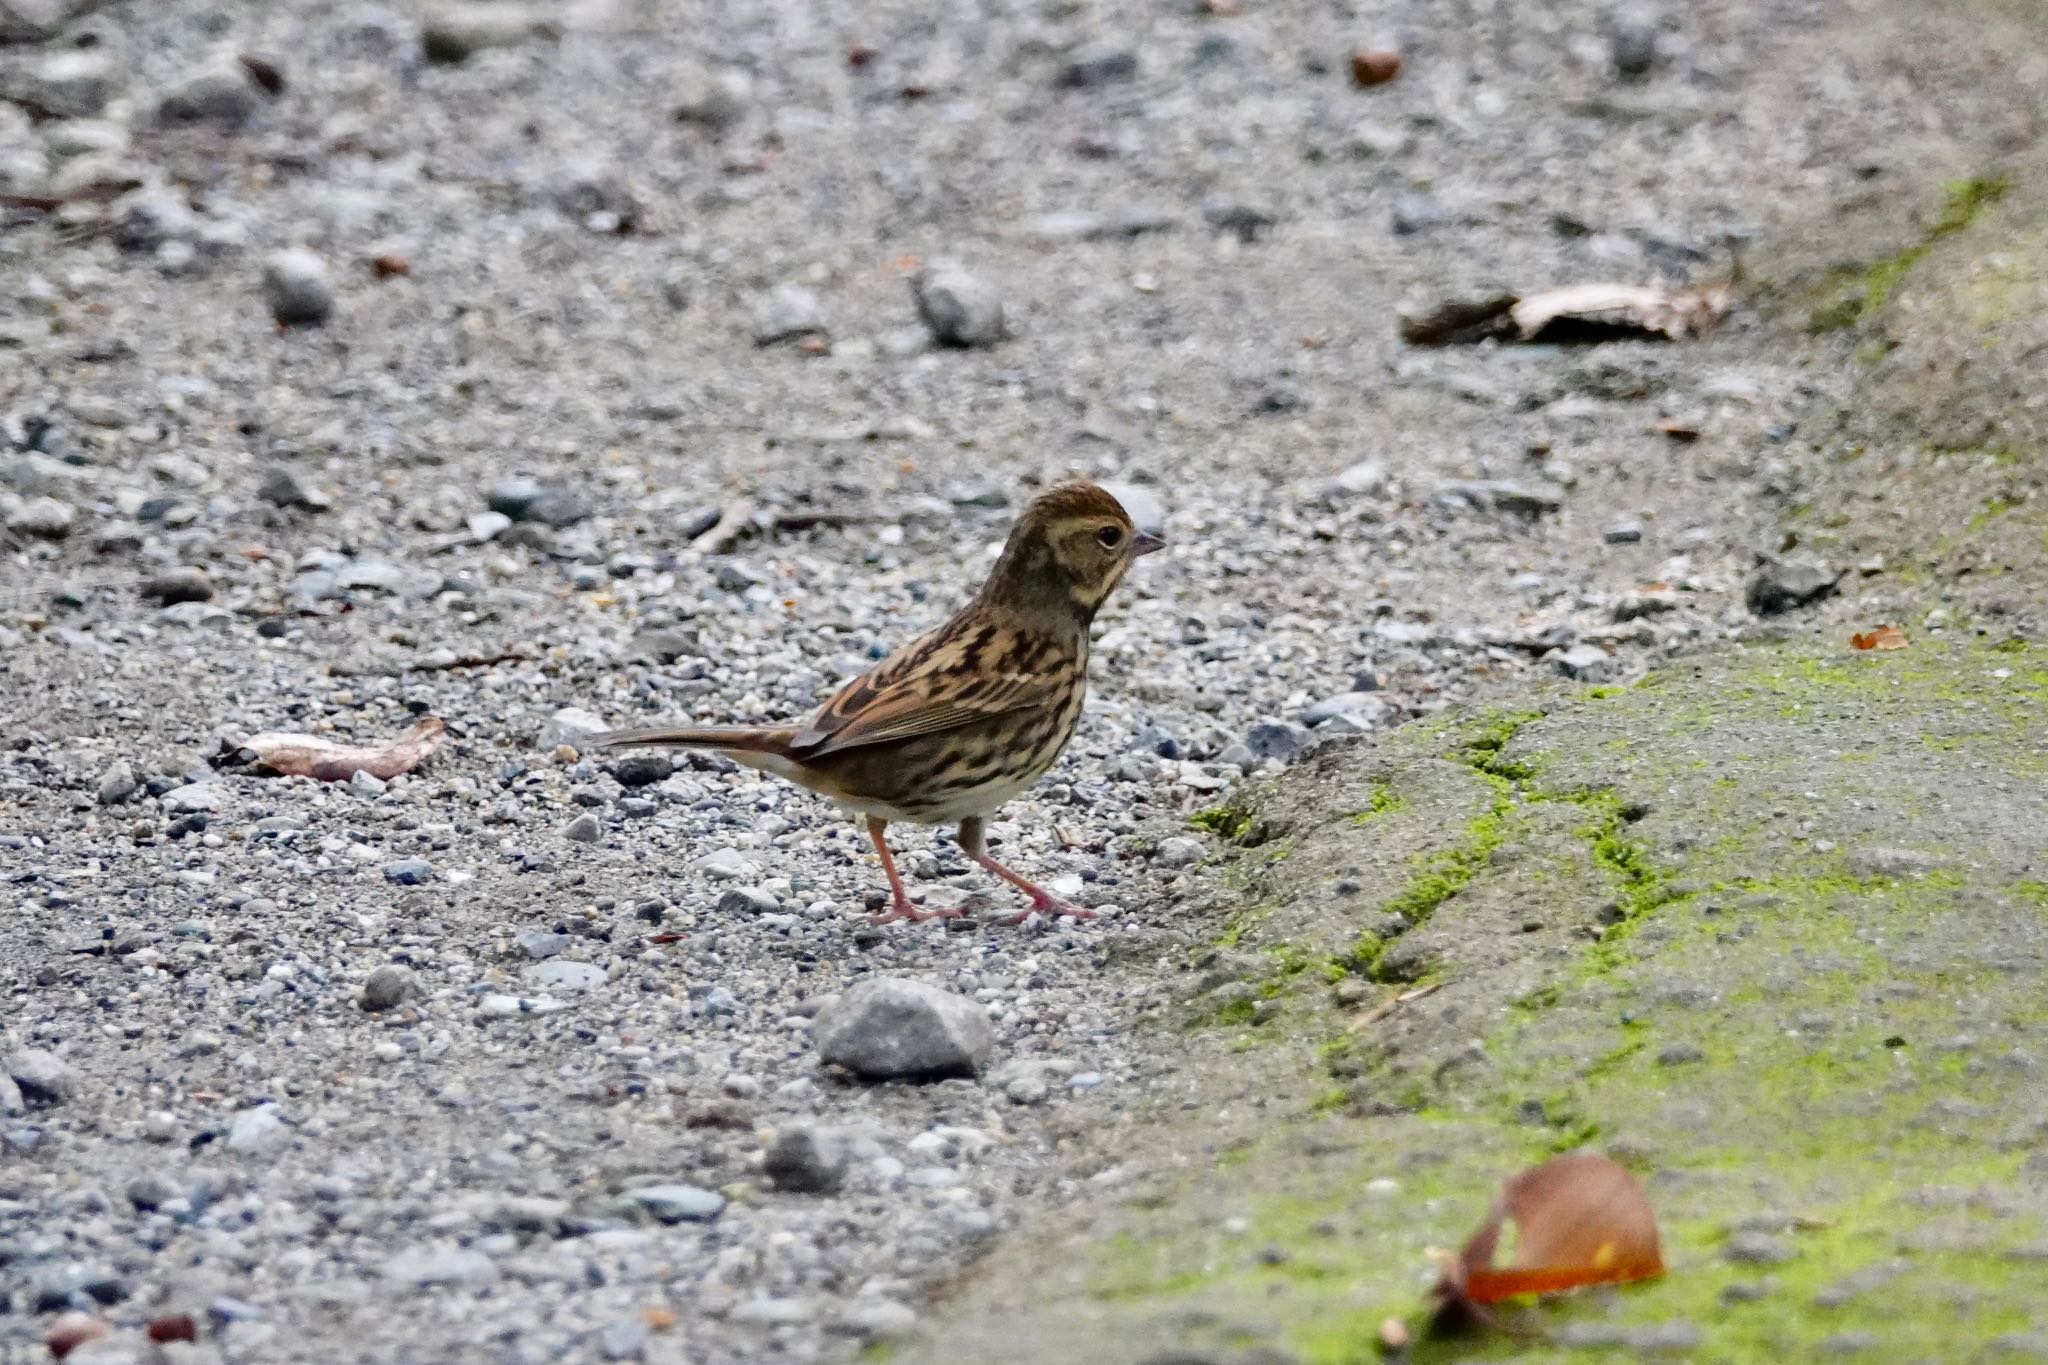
[813,976,995,1081]
[262,249,334,326]
[360,964,417,1012]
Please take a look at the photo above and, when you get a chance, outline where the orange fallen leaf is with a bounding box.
[1850,625,1908,651]
[1437,1150,1663,1312]
[232,717,446,781]
[643,1306,679,1332]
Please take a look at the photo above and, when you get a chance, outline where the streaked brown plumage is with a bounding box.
[594,481,1164,925]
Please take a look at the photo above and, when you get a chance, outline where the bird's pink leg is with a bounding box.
[865,818,964,925]
[957,817,1096,927]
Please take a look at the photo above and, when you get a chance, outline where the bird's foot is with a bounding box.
[995,894,1097,928]
[868,898,968,926]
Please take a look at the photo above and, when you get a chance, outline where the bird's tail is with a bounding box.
[590,724,797,757]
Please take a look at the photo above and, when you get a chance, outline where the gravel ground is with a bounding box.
[0,0,2027,1359]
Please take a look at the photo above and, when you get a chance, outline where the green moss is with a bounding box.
[1968,494,2018,534]
[1191,805,1251,838]
[1351,784,1407,823]
[1810,175,2014,332]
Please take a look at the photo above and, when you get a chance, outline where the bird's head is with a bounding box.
[978,481,1165,623]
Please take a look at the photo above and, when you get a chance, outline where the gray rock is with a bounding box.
[262,249,334,326]
[1604,521,1645,544]
[360,965,417,1012]
[536,707,608,752]
[157,64,264,128]
[226,1104,289,1154]
[599,1318,649,1361]
[161,782,221,814]
[673,62,753,129]
[141,567,214,606]
[990,1057,1079,1106]
[383,1246,500,1288]
[731,1298,816,1327]
[625,628,700,663]
[1301,691,1392,730]
[813,977,995,1081]
[256,467,330,511]
[914,265,1005,347]
[478,993,568,1018]
[97,760,138,807]
[6,496,75,538]
[1243,722,1311,764]
[1556,644,1615,683]
[421,3,558,63]
[763,1124,849,1193]
[1609,5,1662,78]
[516,930,571,959]
[383,859,433,886]
[0,0,111,42]
[1746,556,1840,615]
[1055,45,1138,89]
[486,476,545,519]
[1614,590,1679,622]
[562,813,601,844]
[523,960,606,992]
[832,1299,919,1342]
[467,509,511,541]
[9,1048,73,1106]
[1325,460,1388,498]
[33,49,118,119]
[716,886,780,916]
[110,190,197,252]
[1431,480,1563,517]
[0,1074,20,1117]
[694,848,759,881]
[627,1184,726,1224]
[753,283,826,344]
[1155,837,1204,869]
[125,1171,179,1210]
[715,560,767,592]
[610,753,671,787]
[44,119,127,159]
[1391,190,1446,236]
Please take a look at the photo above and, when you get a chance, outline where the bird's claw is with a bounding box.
[995,896,1097,928]
[868,899,968,926]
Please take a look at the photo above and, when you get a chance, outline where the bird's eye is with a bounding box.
[1096,526,1123,549]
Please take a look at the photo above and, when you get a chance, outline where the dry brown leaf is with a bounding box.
[1510,280,1731,343]
[1850,625,1908,652]
[1437,1150,1663,1313]
[643,1306,679,1332]
[234,717,446,781]
[1653,419,1700,442]
[1402,276,1733,347]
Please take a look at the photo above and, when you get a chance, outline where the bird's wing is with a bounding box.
[787,620,1066,758]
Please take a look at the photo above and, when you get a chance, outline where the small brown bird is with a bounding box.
[594,482,1163,925]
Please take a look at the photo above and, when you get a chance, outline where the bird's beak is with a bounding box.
[1131,529,1166,557]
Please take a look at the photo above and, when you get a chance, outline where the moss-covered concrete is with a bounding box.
[898,643,2048,1365]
